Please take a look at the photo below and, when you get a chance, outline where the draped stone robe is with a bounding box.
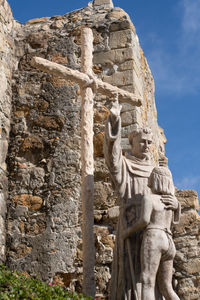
[104,116,161,300]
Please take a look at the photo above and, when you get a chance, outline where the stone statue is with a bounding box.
[123,166,180,300]
[104,100,180,300]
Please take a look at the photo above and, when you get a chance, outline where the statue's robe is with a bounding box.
[104,116,180,300]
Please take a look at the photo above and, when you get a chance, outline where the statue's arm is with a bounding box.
[123,195,152,239]
[161,195,181,224]
[173,200,181,224]
[104,101,123,182]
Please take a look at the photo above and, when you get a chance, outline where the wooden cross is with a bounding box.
[31,27,142,297]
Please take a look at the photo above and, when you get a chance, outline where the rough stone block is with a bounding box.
[94,210,103,222]
[110,20,135,33]
[107,206,119,219]
[27,32,50,49]
[94,225,114,264]
[174,235,197,250]
[173,210,200,236]
[9,244,32,259]
[94,158,111,181]
[94,47,135,65]
[20,136,43,152]
[121,103,136,113]
[93,50,113,65]
[120,84,143,99]
[114,47,136,64]
[107,8,129,21]
[93,0,113,8]
[94,107,109,124]
[94,181,116,209]
[95,266,111,296]
[94,132,104,157]
[103,69,143,96]
[12,194,43,211]
[119,59,141,79]
[121,109,139,126]
[121,124,138,138]
[20,216,46,236]
[176,277,199,300]
[103,69,132,86]
[119,59,135,71]
[176,190,199,212]
[109,29,134,49]
[33,115,65,131]
[181,258,200,275]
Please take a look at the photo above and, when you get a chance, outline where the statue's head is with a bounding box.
[148,166,175,195]
[128,127,153,160]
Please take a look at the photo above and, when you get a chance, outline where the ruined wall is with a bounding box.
[6,1,165,294]
[0,0,199,299]
[174,190,200,300]
[7,9,82,285]
[0,0,15,262]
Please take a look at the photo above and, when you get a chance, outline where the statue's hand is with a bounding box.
[161,195,179,210]
[110,100,122,123]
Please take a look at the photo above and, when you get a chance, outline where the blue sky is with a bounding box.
[8,0,200,200]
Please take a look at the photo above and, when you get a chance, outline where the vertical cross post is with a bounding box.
[30,32,142,298]
[81,27,96,298]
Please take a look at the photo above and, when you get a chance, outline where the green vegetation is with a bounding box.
[0,265,91,300]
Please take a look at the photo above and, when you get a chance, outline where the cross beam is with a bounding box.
[30,27,142,298]
[31,57,142,107]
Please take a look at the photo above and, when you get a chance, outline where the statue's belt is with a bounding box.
[145,225,172,236]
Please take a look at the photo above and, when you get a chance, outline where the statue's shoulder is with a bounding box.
[124,153,153,177]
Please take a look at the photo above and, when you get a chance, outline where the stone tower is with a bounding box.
[0,0,199,298]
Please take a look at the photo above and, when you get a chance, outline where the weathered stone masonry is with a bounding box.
[0,0,16,263]
[0,0,199,298]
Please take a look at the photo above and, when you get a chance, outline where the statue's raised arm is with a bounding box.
[104,100,123,188]
[104,100,153,197]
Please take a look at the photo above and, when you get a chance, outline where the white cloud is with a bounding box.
[182,0,200,35]
[143,0,200,97]
[175,175,200,191]
[146,46,188,96]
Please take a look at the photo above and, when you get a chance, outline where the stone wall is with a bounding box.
[6,1,166,292]
[0,0,199,299]
[0,0,15,262]
[174,190,200,300]
[7,9,83,285]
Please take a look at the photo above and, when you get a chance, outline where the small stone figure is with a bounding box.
[104,100,180,300]
[123,166,180,300]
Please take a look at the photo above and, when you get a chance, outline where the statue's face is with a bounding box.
[131,133,152,159]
